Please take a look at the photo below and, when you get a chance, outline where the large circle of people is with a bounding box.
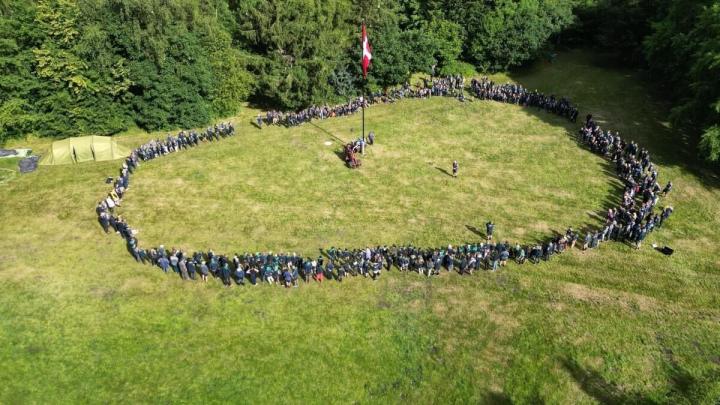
[95,76,674,288]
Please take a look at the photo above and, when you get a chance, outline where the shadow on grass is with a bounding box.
[480,391,515,405]
[481,98,627,239]
[508,52,720,190]
[562,349,720,404]
[561,356,656,404]
[308,122,347,145]
[465,224,485,238]
[332,149,348,166]
[434,166,455,177]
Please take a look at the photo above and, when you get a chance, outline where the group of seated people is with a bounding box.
[258,75,468,128]
[95,76,674,288]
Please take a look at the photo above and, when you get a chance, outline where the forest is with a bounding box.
[0,0,718,163]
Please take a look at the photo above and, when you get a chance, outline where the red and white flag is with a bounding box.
[361,23,372,79]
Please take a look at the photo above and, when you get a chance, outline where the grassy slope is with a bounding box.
[1,50,719,404]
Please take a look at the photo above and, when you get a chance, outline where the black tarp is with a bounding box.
[18,156,39,173]
[0,149,18,157]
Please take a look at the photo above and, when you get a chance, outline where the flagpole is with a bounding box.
[361,92,365,155]
[361,20,366,155]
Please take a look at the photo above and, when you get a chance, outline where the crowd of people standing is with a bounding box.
[258,75,467,128]
[579,115,673,249]
[95,76,674,288]
[469,77,579,122]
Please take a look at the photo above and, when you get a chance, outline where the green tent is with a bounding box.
[40,136,130,165]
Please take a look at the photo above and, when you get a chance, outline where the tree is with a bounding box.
[231,0,353,109]
[644,0,720,162]
[0,1,41,143]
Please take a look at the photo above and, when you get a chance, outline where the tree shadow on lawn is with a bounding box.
[561,351,720,404]
[561,356,657,404]
[508,58,720,191]
[479,391,515,405]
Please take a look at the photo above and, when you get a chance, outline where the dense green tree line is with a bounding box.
[0,0,577,143]
[570,0,720,164]
[0,0,253,142]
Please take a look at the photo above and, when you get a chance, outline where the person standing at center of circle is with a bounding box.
[452,160,459,177]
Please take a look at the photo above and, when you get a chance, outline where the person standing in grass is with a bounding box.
[543,242,554,261]
[315,262,324,283]
[158,255,170,274]
[659,206,673,227]
[452,160,459,177]
[486,221,494,241]
[499,249,510,266]
[98,211,110,234]
[583,232,592,250]
[291,263,300,287]
[635,226,647,249]
[234,264,245,286]
[248,266,258,285]
[179,257,189,280]
[209,256,219,277]
[200,261,209,282]
[515,245,526,264]
[187,259,196,280]
[326,261,335,281]
[169,252,179,274]
[490,249,500,271]
[662,181,672,196]
[221,262,232,286]
[303,259,313,283]
[371,261,382,280]
[263,263,274,285]
[282,267,292,288]
[444,245,454,272]
[530,244,542,264]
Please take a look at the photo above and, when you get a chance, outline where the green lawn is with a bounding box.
[1,50,719,404]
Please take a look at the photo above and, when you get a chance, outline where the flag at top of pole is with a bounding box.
[361,23,372,79]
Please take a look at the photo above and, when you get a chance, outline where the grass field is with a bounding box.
[1,50,719,404]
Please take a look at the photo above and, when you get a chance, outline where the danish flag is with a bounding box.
[361,23,372,79]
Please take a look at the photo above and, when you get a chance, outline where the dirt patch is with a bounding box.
[89,286,117,301]
[434,285,521,338]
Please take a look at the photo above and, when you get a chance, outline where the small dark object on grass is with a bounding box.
[18,156,39,174]
[106,177,114,184]
[652,244,674,256]
[0,149,18,158]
